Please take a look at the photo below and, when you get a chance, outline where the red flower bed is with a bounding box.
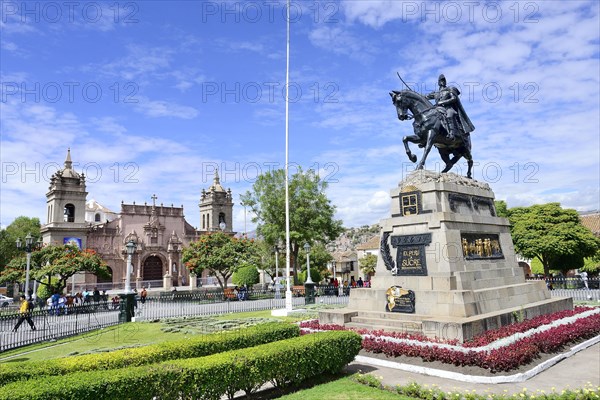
[301,306,594,347]
[463,306,593,347]
[361,313,600,372]
[301,307,600,372]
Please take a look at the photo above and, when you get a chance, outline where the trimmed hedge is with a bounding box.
[0,322,299,385]
[0,330,362,400]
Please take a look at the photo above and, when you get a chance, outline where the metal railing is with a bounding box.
[134,285,351,321]
[527,277,600,301]
[0,303,119,352]
[0,285,352,352]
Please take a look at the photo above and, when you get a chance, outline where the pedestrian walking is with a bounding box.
[580,271,589,290]
[13,295,36,332]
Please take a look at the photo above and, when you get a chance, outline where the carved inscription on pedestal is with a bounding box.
[390,233,431,276]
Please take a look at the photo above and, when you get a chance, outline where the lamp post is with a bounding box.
[332,260,337,282]
[240,202,247,237]
[303,242,313,284]
[120,240,137,323]
[274,245,281,299]
[16,233,42,299]
[124,240,136,293]
[303,242,315,304]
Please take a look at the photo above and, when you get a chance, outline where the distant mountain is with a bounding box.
[234,224,381,253]
[234,230,258,239]
[327,224,381,253]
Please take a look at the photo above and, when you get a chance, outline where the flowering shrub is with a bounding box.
[351,376,600,400]
[303,307,600,372]
[361,313,600,372]
[463,306,593,347]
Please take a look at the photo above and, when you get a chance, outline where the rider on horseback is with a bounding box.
[426,74,475,141]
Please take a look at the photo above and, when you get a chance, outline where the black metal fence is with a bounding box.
[527,277,600,301]
[0,285,351,352]
[0,304,119,352]
[1,279,597,352]
[134,285,351,321]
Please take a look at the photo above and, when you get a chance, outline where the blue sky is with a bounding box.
[1,0,599,233]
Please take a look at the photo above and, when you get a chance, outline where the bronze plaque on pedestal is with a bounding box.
[386,285,415,313]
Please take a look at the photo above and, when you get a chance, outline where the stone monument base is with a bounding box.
[319,290,572,342]
[319,171,572,342]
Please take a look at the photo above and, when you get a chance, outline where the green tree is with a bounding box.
[581,251,600,274]
[494,200,509,218]
[297,242,333,281]
[0,244,110,294]
[0,216,41,273]
[240,168,343,284]
[297,268,322,284]
[232,265,260,286]
[508,203,600,276]
[182,232,260,289]
[359,253,377,277]
[252,240,281,283]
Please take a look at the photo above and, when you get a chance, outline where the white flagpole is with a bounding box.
[284,0,293,311]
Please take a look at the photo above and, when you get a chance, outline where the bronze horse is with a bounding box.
[390,90,473,178]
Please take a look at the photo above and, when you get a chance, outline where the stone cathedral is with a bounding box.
[41,150,234,290]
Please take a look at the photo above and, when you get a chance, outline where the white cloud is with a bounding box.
[132,96,198,119]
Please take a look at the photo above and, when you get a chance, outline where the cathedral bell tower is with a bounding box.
[199,170,234,233]
[40,149,89,248]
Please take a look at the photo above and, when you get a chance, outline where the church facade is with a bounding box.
[41,150,234,291]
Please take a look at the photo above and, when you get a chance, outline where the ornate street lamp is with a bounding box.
[120,239,137,323]
[303,242,313,284]
[16,233,42,299]
[332,260,337,282]
[124,240,137,293]
[274,244,281,299]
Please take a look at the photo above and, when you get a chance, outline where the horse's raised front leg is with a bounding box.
[402,135,419,163]
[416,130,436,170]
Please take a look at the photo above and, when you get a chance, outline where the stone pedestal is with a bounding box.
[320,171,572,342]
[118,293,136,323]
[163,274,172,290]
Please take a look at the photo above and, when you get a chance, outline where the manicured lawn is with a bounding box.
[0,322,185,363]
[278,376,410,400]
[0,308,325,363]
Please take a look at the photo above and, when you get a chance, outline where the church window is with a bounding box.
[64,204,75,222]
[219,213,225,224]
[95,213,101,222]
[202,214,205,230]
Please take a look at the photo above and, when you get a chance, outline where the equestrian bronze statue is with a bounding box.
[391,74,475,178]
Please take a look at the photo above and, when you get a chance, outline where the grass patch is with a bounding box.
[0,304,345,363]
[0,322,188,363]
[276,376,408,400]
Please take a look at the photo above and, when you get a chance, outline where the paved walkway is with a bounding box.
[347,341,600,396]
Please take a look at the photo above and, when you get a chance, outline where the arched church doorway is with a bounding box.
[143,256,163,281]
[96,267,113,284]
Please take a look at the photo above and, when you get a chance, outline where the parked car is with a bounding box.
[0,295,14,307]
